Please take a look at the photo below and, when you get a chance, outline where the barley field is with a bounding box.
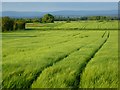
[2,21,118,88]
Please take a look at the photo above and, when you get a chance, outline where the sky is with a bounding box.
[2,2,118,12]
[1,0,119,2]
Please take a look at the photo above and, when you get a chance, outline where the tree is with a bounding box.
[2,17,14,32]
[42,14,54,23]
[66,17,71,23]
[14,20,25,30]
[2,17,26,32]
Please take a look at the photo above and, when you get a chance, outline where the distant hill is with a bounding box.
[1,10,118,18]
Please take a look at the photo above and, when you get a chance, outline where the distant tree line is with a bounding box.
[2,17,26,32]
[12,15,118,24]
[24,14,54,23]
[54,16,118,21]
[2,14,54,32]
[1,14,119,32]
[23,16,118,23]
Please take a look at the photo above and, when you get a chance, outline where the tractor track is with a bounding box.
[29,36,101,88]
[2,31,107,88]
[74,31,110,89]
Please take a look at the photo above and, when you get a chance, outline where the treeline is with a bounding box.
[54,16,118,21]
[1,15,119,32]
[8,16,118,23]
[2,17,25,32]
[17,14,54,23]
[1,14,54,32]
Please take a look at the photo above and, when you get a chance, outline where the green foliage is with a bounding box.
[42,14,54,23]
[14,20,25,30]
[2,17,14,32]
[86,16,118,21]
[66,18,71,23]
[2,17,26,32]
[54,16,118,21]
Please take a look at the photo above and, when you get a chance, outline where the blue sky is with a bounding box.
[2,2,118,12]
[2,0,119,2]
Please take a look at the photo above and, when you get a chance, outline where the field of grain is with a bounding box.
[2,21,118,88]
[26,21,118,30]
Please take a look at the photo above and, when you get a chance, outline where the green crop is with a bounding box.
[2,21,118,88]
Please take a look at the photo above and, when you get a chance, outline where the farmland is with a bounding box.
[26,21,118,30]
[2,21,118,88]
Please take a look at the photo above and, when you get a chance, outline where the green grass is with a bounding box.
[26,21,118,30]
[2,21,118,88]
[26,22,64,30]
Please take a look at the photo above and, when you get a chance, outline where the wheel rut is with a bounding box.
[73,31,110,89]
[28,46,83,88]
[29,37,99,88]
